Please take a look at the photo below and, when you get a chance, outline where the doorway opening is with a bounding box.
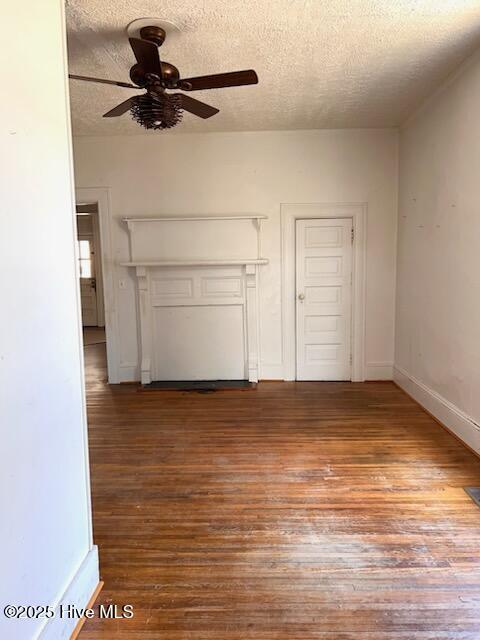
[75,187,119,384]
[76,204,106,349]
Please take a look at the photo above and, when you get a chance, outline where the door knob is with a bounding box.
[298,293,305,301]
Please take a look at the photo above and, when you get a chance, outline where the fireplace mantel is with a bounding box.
[122,215,268,384]
[120,258,268,268]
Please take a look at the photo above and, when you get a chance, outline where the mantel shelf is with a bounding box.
[120,258,269,268]
[123,215,268,223]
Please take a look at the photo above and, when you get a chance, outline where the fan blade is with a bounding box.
[69,74,137,89]
[103,98,134,118]
[175,94,219,119]
[179,69,258,91]
[128,37,162,78]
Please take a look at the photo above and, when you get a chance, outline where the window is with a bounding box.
[78,239,93,278]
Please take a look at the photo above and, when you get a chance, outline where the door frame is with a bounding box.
[281,203,367,382]
[76,187,120,383]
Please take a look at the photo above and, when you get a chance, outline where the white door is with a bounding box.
[296,218,352,380]
[78,236,98,327]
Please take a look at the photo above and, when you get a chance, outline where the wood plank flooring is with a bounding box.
[81,343,480,639]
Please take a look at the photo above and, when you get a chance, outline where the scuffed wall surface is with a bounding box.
[396,50,480,423]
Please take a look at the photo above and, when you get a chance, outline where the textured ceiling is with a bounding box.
[66,0,480,135]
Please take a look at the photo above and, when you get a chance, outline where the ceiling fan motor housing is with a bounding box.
[130,62,179,89]
[129,63,148,87]
[159,62,180,88]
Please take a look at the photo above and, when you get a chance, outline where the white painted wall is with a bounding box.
[73,128,398,381]
[395,49,480,452]
[0,3,98,639]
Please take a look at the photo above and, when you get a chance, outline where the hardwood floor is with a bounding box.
[81,344,480,639]
[82,326,106,346]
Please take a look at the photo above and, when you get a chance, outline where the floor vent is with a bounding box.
[465,487,480,508]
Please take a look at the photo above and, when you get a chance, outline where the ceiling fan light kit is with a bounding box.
[69,18,259,131]
[131,93,183,130]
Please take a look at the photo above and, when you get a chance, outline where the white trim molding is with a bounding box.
[394,365,480,455]
[75,187,120,383]
[37,546,99,640]
[281,203,367,382]
[123,215,267,222]
[118,362,139,383]
[259,363,284,380]
[121,259,268,268]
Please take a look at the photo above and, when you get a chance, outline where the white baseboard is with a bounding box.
[118,362,286,383]
[259,362,284,380]
[116,361,393,383]
[394,365,480,455]
[365,361,393,380]
[117,362,139,383]
[260,361,394,382]
[38,546,99,640]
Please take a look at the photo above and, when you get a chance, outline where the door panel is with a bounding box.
[296,218,352,380]
[78,235,98,327]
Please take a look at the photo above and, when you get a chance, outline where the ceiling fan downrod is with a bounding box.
[139,25,166,47]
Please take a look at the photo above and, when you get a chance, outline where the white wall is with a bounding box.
[73,128,398,381]
[395,50,480,452]
[0,3,98,639]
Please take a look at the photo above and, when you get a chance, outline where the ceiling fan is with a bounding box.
[69,24,258,130]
